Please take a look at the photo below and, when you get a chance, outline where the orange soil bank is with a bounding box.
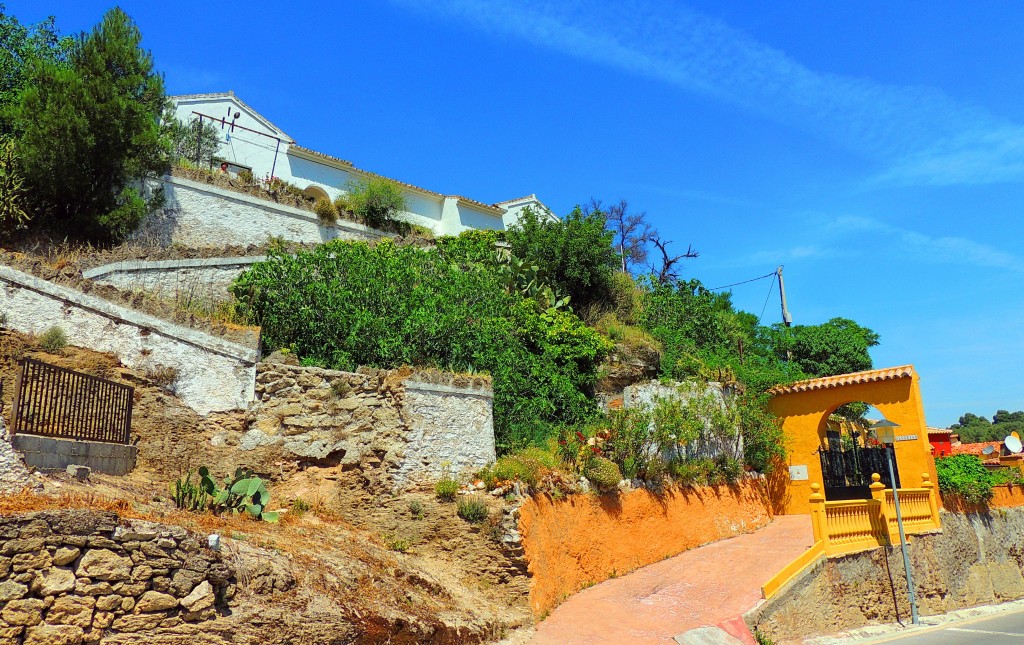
[518,480,772,617]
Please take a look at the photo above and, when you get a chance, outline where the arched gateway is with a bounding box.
[767,365,938,516]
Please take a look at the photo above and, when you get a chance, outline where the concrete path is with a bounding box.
[530,514,814,645]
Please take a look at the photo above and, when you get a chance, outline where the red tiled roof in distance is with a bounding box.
[950,441,1002,457]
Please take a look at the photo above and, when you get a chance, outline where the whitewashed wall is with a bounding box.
[0,266,257,415]
[172,94,515,236]
[83,257,266,302]
[396,378,496,486]
[134,177,385,248]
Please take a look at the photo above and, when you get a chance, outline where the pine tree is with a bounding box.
[11,7,167,239]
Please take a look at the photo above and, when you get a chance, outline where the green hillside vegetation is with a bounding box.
[951,410,1024,443]
[235,208,881,482]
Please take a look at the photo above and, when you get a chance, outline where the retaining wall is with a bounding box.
[134,176,384,248]
[245,361,494,488]
[941,485,1024,512]
[11,436,137,476]
[0,509,234,643]
[83,257,266,302]
[0,265,257,414]
[518,480,773,616]
[750,508,1024,642]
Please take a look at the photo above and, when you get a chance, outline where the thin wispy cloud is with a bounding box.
[392,0,1024,186]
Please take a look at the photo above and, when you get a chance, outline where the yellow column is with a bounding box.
[809,483,827,544]
[921,472,941,529]
[869,473,890,544]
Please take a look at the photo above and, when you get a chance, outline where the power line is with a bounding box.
[708,271,775,291]
[759,275,776,321]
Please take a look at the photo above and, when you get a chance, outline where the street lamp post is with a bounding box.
[873,418,920,625]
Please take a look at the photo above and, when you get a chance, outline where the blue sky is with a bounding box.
[13,1,1024,427]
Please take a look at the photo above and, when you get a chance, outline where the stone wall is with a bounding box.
[519,479,773,617]
[0,265,257,415]
[243,361,495,488]
[0,509,234,644]
[751,508,1024,641]
[134,176,383,248]
[82,257,267,303]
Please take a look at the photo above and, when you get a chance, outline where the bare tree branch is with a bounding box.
[649,236,699,284]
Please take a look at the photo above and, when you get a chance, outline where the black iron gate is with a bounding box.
[819,428,900,500]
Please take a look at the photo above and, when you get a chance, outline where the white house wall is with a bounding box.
[172,94,545,236]
[133,176,385,248]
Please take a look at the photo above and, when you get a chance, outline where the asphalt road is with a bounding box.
[870,609,1024,644]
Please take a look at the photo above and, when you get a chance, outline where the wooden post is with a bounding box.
[921,472,940,528]
[870,472,890,544]
[809,483,827,543]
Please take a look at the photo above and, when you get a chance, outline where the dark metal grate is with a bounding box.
[11,358,133,444]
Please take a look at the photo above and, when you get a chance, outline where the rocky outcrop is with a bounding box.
[0,510,234,644]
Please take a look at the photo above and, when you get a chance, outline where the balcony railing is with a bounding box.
[810,473,941,557]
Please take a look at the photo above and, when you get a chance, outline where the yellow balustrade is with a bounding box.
[808,473,942,558]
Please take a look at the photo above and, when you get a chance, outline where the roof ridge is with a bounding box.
[768,365,915,396]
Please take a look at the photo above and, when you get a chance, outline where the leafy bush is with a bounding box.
[506,205,616,312]
[479,447,561,489]
[600,408,654,480]
[456,495,490,523]
[583,456,622,492]
[39,326,67,353]
[313,197,338,226]
[935,455,996,504]
[233,238,612,451]
[345,176,407,231]
[435,477,460,501]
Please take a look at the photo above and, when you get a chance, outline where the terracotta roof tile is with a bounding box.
[768,365,915,396]
[951,441,1002,456]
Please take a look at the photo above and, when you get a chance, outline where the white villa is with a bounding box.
[170,91,555,236]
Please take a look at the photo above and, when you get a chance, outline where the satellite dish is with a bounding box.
[983,446,996,456]
[1013,431,1021,441]
[1006,435,1023,455]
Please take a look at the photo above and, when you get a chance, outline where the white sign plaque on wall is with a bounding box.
[789,465,809,481]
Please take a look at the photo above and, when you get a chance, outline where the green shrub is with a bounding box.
[291,498,311,514]
[608,271,643,325]
[39,326,67,352]
[480,447,560,489]
[408,499,424,520]
[935,454,996,504]
[583,456,622,492]
[386,535,411,553]
[238,168,254,184]
[600,408,654,480]
[669,458,716,487]
[313,197,338,226]
[232,237,612,452]
[456,495,489,523]
[712,456,744,484]
[435,477,460,501]
[506,205,616,312]
[345,176,407,231]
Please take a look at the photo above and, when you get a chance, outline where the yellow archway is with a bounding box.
[767,365,937,515]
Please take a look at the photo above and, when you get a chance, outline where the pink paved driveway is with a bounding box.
[530,514,814,645]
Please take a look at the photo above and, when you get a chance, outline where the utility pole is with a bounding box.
[777,266,793,327]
